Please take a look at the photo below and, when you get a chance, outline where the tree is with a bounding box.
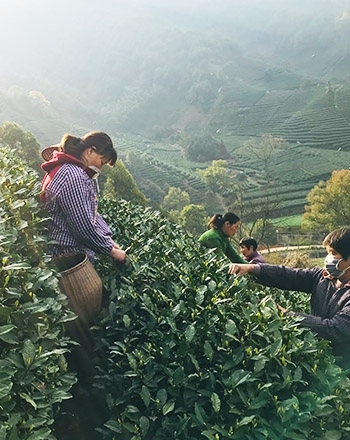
[179,204,208,235]
[302,169,350,231]
[28,90,51,112]
[185,135,229,162]
[187,80,216,111]
[102,160,148,207]
[244,134,285,186]
[103,176,118,200]
[161,187,190,213]
[0,121,42,172]
[160,187,191,223]
[198,160,234,215]
[198,160,231,194]
[239,134,285,223]
[250,218,278,250]
[203,191,225,217]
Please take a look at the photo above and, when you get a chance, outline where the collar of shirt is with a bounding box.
[322,270,350,287]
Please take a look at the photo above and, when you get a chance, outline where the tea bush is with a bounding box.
[95,199,350,440]
[0,146,76,439]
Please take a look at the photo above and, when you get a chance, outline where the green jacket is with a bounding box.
[198,228,246,263]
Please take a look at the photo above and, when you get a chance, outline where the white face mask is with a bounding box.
[324,254,350,279]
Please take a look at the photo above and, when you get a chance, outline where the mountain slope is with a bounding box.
[1,0,350,218]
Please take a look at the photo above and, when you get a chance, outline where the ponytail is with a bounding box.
[208,212,240,230]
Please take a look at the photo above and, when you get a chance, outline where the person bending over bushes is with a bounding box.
[199,212,246,263]
[229,227,350,368]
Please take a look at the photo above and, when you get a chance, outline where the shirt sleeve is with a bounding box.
[95,212,113,237]
[57,171,114,254]
[255,265,350,347]
[256,264,319,293]
[294,309,350,342]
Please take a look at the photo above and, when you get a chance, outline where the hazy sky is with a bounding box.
[2,0,350,44]
[1,1,350,39]
[1,0,350,87]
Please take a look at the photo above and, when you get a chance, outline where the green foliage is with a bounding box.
[179,204,208,236]
[160,187,192,225]
[5,13,350,222]
[103,176,118,200]
[94,199,350,440]
[0,146,76,439]
[198,160,231,194]
[122,148,206,207]
[161,187,190,214]
[185,136,230,162]
[0,122,42,173]
[303,170,350,232]
[187,80,217,112]
[102,160,148,207]
[202,191,226,217]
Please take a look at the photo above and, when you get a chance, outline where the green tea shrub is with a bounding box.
[0,147,76,439]
[96,200,350,440]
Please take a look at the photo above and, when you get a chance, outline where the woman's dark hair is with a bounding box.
[60,131,117,165]
[239,237,258,251]
[323,227,350,259]
[208,212,240,230]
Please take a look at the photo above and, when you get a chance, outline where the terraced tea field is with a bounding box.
[215,83,350,151]
[204,82,350,217]
[6,80,350,220]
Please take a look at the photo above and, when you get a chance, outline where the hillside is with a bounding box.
[1,0,350,218]
[7,79,349,218]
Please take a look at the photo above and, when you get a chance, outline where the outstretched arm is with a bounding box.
[228,263,257,276]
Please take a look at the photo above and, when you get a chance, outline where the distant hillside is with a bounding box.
[1,0,350,219]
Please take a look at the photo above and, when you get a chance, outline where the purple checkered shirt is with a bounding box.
[44,163,114,262]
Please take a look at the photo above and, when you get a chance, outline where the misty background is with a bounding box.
[1,0,350,143]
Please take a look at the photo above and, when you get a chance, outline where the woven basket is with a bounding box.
[58,254,103,326]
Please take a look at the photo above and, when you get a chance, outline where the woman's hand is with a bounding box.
[277,303,287,314]
[110,247,126,262]
[228,263,255,276]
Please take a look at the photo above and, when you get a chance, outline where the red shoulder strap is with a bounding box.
[40,165,62,202]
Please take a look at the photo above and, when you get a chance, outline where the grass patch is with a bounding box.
[270,215,303,228]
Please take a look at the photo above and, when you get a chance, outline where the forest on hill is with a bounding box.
[1,0,350,219]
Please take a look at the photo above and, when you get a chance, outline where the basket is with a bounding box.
[58,254,103,326]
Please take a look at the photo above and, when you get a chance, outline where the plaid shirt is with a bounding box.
[44,163,114,262]
[253,264,350,366]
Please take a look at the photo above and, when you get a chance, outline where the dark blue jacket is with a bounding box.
[254,264,350,367]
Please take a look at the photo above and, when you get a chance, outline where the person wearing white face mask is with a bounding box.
[228,227,350,368]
